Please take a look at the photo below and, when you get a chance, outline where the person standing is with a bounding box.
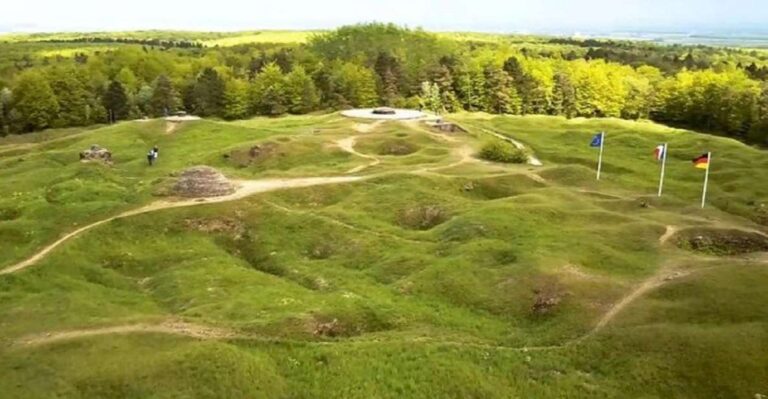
[153,146,159,164]
[147,148,155,166]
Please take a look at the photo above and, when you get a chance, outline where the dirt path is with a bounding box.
[17,319,238,347]
[16,256,768,351]
[262,199,427,244]
[0,176,365,276]
[336,136,381,173]
[659,225,679,244]
[353,120,384,134]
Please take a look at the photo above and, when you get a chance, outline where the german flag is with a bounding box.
[692,153,710,169]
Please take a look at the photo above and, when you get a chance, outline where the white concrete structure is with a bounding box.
[341,108,427,121]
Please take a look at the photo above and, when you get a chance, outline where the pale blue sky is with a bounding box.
[1,0,766,33]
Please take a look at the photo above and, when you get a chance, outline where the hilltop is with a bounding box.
[0,113,766,398]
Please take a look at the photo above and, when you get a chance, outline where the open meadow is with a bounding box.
[0,113,766,398]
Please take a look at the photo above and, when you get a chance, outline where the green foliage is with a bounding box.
[10,70,60,131]
[284,66,319,114]
[1,25,767,145]
[222,79,250,120]
[0,115,767,397]
[479,140,528,163]
[190,68,226,117]
[250,62,287,115]
[102,80,129,121]
[150,74,180,116]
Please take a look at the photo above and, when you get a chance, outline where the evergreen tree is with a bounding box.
[483,65,522,114]
[0,88,12,135]
[135,84,154,116]
[251,63,287,115]
[419,81,442,114]
[116,67,139,94]
[102,81,129,122]
[191,68,226,117]
[284,66,319,114]
[223,79,250,120]
[150,74,180,116]
[11,70,60,131]
[551,71,577,118]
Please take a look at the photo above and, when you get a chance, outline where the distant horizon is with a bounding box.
[2,25,768,38]
[2,0,767,37]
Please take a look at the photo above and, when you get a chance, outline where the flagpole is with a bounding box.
[701,151,711,208]
[657,143,668,197]
[596,131,605,180]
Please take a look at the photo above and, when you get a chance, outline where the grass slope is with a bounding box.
[0,114,766,398]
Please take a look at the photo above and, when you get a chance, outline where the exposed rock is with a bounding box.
[676,228,768,256]
[172,166,235,198]
[79,145,112,164]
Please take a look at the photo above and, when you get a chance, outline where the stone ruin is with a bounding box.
[79,145,112,164]
[172,166,236,198]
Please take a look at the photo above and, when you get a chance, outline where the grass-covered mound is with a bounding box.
[1,114,767,398]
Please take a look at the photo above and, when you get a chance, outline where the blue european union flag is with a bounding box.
[590,133,603,147]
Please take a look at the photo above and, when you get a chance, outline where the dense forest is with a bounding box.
[0,23,767,145]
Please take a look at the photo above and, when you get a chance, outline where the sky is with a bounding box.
[1,0,767,34]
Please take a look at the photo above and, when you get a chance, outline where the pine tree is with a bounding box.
[11,70,60,131]
[150,75,179,116]
[552,71,577,118]
[419,81,442,114]
[483,65,521,114]
[223,79,250,120]
[191,68,226,117]
[284,66,319,114]
[135,85,154,116]
[102,81,129,122]
[0,88,9,136]
[251,63,287,115]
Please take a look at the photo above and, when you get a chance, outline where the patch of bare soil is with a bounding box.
[79,145,112,164]
[377,139,418,156]
[675,228,768,256]
[531,276,567,316]
[16,319,237,347]
[173,166,236,198]
[183,217,246,237]
[226,142,280,167]
[165,121,181,134]
[396,204,449,230]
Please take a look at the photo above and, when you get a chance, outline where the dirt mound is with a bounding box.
[173,166,236,198]
[79,145,112,164]
[675,228,768,256]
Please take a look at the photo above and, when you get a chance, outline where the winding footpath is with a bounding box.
[0,176,364,276]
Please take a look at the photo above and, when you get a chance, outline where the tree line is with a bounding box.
[0,23,766,145]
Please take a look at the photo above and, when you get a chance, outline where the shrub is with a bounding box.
[479,140,527,164]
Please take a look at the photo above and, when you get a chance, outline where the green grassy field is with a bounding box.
[0,113,766,398]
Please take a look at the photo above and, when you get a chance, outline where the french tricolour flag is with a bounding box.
[654,144,666,161]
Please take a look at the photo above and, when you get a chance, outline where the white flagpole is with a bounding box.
[701,152,711,209]
[596,132,605,180]
[657,143,668,197]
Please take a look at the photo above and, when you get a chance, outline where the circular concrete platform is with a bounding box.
[341,108,427,120]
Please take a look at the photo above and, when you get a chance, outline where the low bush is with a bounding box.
[479,140,527,163]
